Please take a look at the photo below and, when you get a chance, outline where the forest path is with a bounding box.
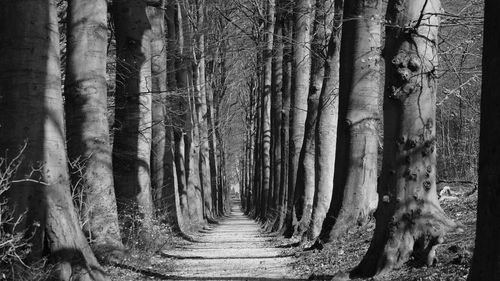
[160,203,301,280]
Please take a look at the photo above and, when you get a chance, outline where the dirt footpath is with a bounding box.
[161,205,301,280]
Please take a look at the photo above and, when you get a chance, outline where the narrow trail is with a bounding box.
[161,203,301,280]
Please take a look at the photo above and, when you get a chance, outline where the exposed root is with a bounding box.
[352,204,459,278]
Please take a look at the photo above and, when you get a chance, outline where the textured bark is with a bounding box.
[214,88,226,216]
[191,0,216,222]
[148,3,169,212]
[186,76,205,224]
[167,1,190,228]
[270,8,284,223]
[253,89,263,218]
[260,0,276,221]
[304,0,343,243]
[284,0,314,237]
[318,0,380,244]
[175,0,204,225]
[467,1,500,279]
[206,81,219,218]
[274,11,293,232]
[0,1,108,280]
[295,0,334,236]
[353,0,458,277]
[113,0,155,231]
[245,91,256,215]
[64,0,124,259]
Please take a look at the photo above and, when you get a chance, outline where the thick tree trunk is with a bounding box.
[113,0,154,231]
[186,76,205,224]
[467,1,500,279]
[284,0,314,237]
[0,1,108,280]
[260,0,276,221]
[270,8,284,225]
[148,3,169,212]
[353,0,458,277]
[192,0,216,223]
[175,0,204,226]
[167,1,191,229]
[252,90,263,218]
[295,0,334,236]
[273,10,293,232]
[63,0,124,260]
[206,83,219,217]
[303,0,343,243]
[318,0,380,244]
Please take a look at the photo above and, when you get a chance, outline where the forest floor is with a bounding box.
[106,183,476,281]
[284,183,477,281]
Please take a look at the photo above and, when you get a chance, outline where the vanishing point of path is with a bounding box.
[161,203,302,280]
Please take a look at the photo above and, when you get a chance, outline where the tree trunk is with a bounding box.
[260,0,276,221]
[63,0,124,260]
[270,6,284,225]
[295,0,334,236]
[167,1,191,229]
[274,9,293,232]
[303,0,343,243]
[467,0,500,279]
[186,74,205,224]
[317,0,380,244]
[175,0,204,226]
[192,0,216,223]
[113,0,155,231]
[284,0,314,237]
[0,1,108,279]
[148,3,169,212]
[353,0,458,277]
[206,80,219,218]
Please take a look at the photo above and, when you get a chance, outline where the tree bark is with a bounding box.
[274,10,293,233]
[0,1,108,279]
[467,0,500,279]
[284,0,315,237]
[319,0,381,244]
[191,0,216,223]
[167,1,191,229]
[148,2,169,213]
[63,0,124,260]
[295,0,334,236]
[353,0,458,277]
[113,0,155,232]
[260,0,276,221]
[303,0,343,243]
[270,6,284,225]
[206,77,219,218]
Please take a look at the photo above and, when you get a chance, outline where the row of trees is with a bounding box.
[0,0,240,280]
[240,0,497,279]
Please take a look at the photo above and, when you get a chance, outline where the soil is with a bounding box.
[106,183,476,280]
[107,204,302,280]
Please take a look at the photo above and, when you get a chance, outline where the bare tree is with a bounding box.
[64,0,124,260]
[318,0,380,244]
[0,0,108,279]
[112,0,155,231]
[284,0,315,236]
[353,0,459,277]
